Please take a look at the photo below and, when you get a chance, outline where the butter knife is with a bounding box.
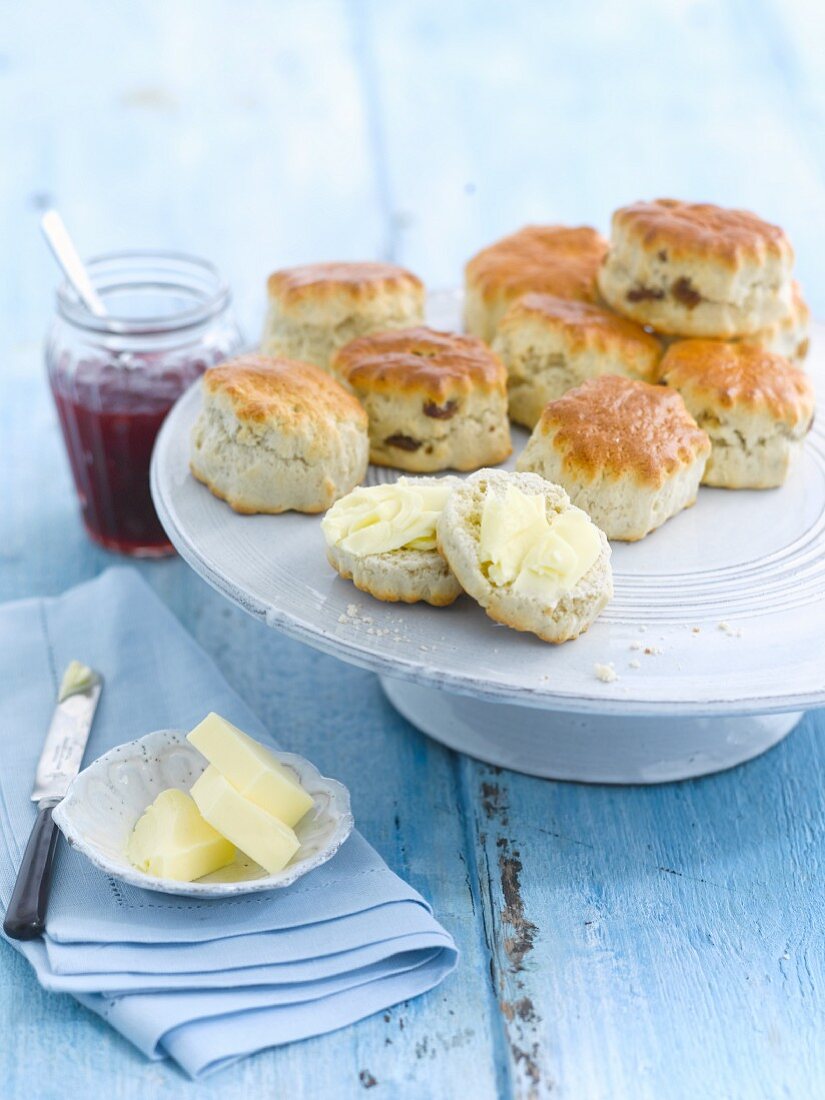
[3,664,103,941]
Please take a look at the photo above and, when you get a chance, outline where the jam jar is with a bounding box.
[46,252,243,556]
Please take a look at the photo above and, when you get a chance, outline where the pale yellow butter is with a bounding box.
[321,482,454,556]
[478,486,601,601]
[126,789,235,882]
[190,765,300,875]
[187,713,313,828]
[57,660,98,703]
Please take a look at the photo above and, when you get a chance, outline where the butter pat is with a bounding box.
[479,486,601,601]
[126,789,235,882]
[321,481,454,556]
[190,765,300,874]
[187,713,313,828]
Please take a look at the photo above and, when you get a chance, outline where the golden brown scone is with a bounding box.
[516,375,710,540]
[190,354,369,513]
[333,326,511,472]
[598,199,795,337]
[492,293,663,428]
[660,340,814,489]
[261,262,425,370]
[464,225,608,342]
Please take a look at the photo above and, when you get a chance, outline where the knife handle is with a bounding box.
[3,800,60,941]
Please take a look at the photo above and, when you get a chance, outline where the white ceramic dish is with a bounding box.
[52,728,354,897]
[150,292,825,782]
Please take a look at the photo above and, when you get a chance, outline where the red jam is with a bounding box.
[50,353,212,556]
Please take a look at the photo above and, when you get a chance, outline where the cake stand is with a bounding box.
[150,297,825,783]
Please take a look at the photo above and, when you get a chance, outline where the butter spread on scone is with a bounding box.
[598,199,795,337]
[437,470,612,643]
[323,477,463,606]
[660,340,814,489]
[478,484,602,600]
[190,354,369,514]
[464,225,608,343]
[333,327,511,473]
[516,375,711,540]
[262,261,424,371]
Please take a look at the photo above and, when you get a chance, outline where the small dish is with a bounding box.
[52,728,354,897]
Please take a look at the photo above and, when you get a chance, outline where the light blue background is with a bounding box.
[2,2,825,1096]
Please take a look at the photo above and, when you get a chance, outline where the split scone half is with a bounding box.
[322,477,463,606]
[660,341,815,489]
[464,225,608,342]
[598,199,795,337]
[492,293,663,429]
[190,354,369,514]
[516,375,711,540]
[262,262,424,371]
[333,326,511,473]
[436,470,612,643]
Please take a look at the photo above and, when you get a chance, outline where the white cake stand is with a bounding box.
[150,299,825,783]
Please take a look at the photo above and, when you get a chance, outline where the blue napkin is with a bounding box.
[0,569,457,1078]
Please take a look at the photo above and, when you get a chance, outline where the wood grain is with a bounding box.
[2,1,825,1097]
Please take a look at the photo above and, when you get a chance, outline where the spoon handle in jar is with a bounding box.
[40,210,108,318]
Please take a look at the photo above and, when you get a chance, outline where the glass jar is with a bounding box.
[46,252,243,556]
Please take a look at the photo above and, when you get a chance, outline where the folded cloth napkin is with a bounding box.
[0,568,457,1078]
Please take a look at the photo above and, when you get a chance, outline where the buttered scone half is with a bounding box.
[436,470,612,643]
[322,477,463,606]
[464,225,608,342]
[598,199,795,337]
[516,375,711,541]
[190,354,369,514]
[333,327,511,472]
[660,341,814,489]
[493,293,663,429]
[262,262,424,370]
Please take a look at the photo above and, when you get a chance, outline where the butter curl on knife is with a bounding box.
[57,660,99,703]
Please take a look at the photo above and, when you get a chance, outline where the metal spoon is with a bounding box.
[40,209,107,317]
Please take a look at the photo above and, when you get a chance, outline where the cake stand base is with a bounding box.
[380,677,802,784]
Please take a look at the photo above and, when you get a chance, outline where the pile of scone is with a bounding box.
[189,199,816,645]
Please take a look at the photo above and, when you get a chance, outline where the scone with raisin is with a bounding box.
[322,477,463,606]
[333,327,511,472]
[262,262,424,370]
[516,375,711,540]
[598,199,795,337]
[436,469,612,643]
[660,340,814,488]
[493,293,662,428]
[464,225,608,342]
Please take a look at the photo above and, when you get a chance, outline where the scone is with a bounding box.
[190,354,369,514]
[322,477,463,606]
[333,326,511,472]
[262,262,425,370]
[598,199,795,337]
[492,293,663,429]
[436,469,612,643]
[660,340,814,489]
[732,281,810,363]
[464,225,608,342]
[516,375,711,540]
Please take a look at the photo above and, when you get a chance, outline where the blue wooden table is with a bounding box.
[3,2,825,1096]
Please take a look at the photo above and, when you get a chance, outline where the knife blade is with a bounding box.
[4,665,103,941]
